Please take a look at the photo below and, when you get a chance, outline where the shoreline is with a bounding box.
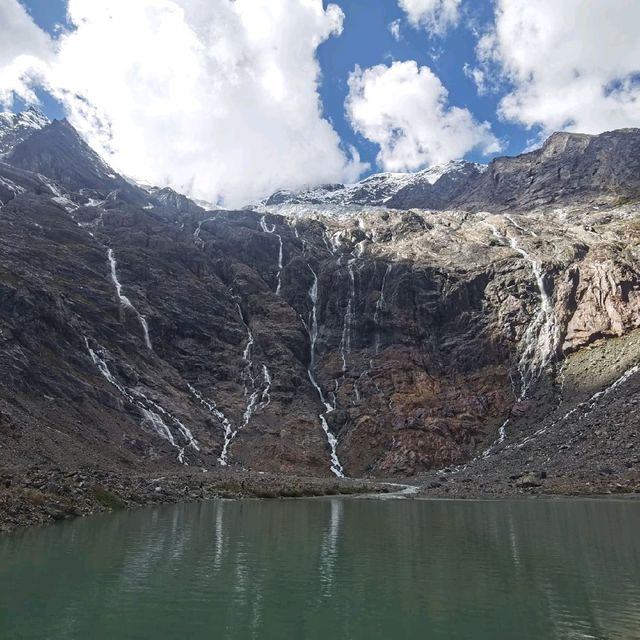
[2,463,639,535]
[0,465,390,535]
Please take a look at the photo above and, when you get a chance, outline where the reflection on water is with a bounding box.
[1,498,639,639]
[319,499,342,596]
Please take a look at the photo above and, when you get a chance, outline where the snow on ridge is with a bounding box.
[253,159,488,211]
[0,107,50,155]
[0,107,49,130]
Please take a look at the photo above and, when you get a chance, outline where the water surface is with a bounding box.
[1,497,639,639]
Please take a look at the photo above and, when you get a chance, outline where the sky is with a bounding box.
[1,0,639,206]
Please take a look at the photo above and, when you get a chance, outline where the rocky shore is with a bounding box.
[4,440,639,534]
[0,465,389,534]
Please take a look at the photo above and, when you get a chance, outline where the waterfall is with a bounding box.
[259,365,272,410]
[260,215,284,294]
[374,264,392,354]
[339,261,355,373]
[238,302,259,420]
[505,214,538,238]
[84,338,198,463]
[306,266,345,477]
[194,217,216,239]
[211,302,272,464]
[107,248,152,350]
[484,219,559,399]
[137,392,199,456]
[188,384,235,466]
[480,218,560,450]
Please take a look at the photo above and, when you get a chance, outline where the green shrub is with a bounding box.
[93,486,126,510]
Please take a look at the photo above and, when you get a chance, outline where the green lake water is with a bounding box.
[1,497,639,639]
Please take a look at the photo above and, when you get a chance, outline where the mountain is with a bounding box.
[7,119,148,205]
[1,112,640,529]
[262,160,487,209]
[262,129,640,213]
[0,107,49,156]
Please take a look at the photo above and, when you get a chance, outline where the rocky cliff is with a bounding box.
[1,115,639,493]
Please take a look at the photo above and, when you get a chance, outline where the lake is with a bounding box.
[1,496,639,639]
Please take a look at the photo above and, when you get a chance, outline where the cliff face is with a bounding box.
[456,129,640,211]
[1,116,639,482]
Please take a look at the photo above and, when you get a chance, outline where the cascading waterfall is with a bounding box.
[212,303,272,464]
[482,218,560,450]
[137,392,200,462]
[260,216,284,294]
[485,220,559,398]
[84,338,198,463]
[107,248,152,350]
[259,365,272,409]
[239,302,259,423]
[505,214,538,238]
[306,266,345,478]
[339,260,355,374]
[374,264,392,355]
[187,384,235,466]
[193,217,217,247]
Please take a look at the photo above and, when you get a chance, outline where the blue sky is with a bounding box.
[4,0,639,204]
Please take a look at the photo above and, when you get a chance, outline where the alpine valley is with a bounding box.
[2,108,640,530]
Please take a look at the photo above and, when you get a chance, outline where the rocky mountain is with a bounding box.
[1,113,639,498]
[262,129,640,213]
[261,160,487,209]
[0,107,49,156]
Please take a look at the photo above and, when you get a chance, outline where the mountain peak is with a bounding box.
[0,107,50,156]
[260,159,487,211]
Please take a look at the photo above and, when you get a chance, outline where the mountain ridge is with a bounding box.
[261,128,640,213]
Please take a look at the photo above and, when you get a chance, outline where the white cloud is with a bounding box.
[346,60,501,172]
[398,0,462,36]
[462,62,487,95]
[0,0,53,105]
[476,0,640,137]
[0,0,366,206]
[389,19,401,41]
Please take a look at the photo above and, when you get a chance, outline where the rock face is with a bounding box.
[7,119,146,204]
[1,113,640,484]
[456,129,640,211]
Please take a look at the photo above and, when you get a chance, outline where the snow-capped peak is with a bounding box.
[0,107,50,156]
[416,159,487,185]
[257,159,487,212]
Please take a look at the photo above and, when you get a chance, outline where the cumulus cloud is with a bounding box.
[398,0,462,36]
[474,0,640,137]
[0,0,53,105]
[346,60,501,172]
[0,0,366,206]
